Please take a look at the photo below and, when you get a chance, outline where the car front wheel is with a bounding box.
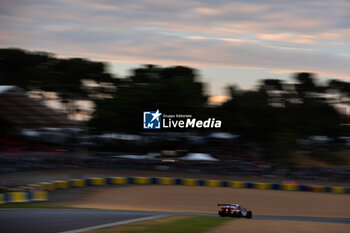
[246,211,252,219]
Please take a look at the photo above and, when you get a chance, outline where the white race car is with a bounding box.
[217,203,252,218]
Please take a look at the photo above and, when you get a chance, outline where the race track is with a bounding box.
[2,174,350,232]
[0,209,164,233]
[1,209,349,233]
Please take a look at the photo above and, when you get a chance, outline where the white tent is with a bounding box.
[98,133,142,141]
[208,132,239,139]
[180,153,218,161]
[113,153,160,160]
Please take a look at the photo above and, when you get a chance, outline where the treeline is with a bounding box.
[1,48,350,153]
[0,48,119,116]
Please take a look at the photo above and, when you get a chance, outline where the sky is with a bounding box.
[1,0,349,96]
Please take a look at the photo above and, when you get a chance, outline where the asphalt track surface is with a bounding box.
[1,209,350,233]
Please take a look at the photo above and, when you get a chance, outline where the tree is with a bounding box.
[219,73,343,160]
[0,48,119,116]
[89,65,207,132]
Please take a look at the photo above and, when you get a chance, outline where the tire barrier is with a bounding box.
[1,176,348,204]
[0,190,47,204]
[23,177,350,194]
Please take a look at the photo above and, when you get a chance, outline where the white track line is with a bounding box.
[59,215,167,233]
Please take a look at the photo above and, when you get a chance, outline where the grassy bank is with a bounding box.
[84,216,229,233]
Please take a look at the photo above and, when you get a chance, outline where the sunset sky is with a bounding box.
[1,0,349,96]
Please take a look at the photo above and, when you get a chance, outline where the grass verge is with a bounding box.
[84,216,229,233]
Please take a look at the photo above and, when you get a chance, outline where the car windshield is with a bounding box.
[223,205,238,208]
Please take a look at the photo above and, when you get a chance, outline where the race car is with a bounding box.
[217,204,252,218]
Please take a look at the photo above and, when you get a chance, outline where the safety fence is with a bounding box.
[1,176,348,204]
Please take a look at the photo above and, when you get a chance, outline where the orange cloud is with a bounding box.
[209,96,231,104]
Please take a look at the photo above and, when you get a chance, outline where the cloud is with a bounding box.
[0,0,349,80]
[258,33,317,45]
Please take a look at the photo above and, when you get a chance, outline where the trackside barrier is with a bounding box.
[182,179,198,186]
[158,177,175,185]
[0,193,4,204]
[281,184,299,191]
[9,192,27,203]
[331,187,346,193]
[121,177,348,194]
[53,180,69,189]
[229,181,246,188]
[88,177,106,186]
[205,180,222,187]
[1,176,347,205]
[39,182,56,191]
[112,177,128,184]
[0,191,48,204]
[134,177,151,184]
[254,183,272,190]
[71,179,86,188]
[62,177,346,194]
[31,191,48,201]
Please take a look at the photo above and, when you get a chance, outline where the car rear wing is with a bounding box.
[217,204,232,206]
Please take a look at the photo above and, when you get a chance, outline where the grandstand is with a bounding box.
[0,85,74,156]
[0,85,74,128]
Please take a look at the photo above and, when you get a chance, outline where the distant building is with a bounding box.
[0,85,75,128]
